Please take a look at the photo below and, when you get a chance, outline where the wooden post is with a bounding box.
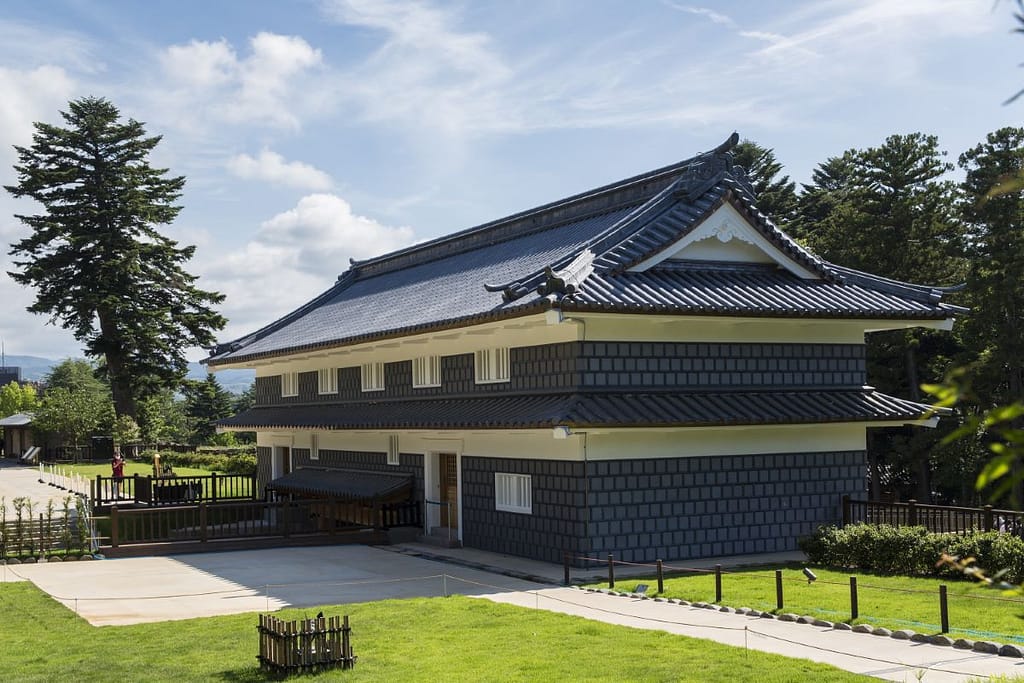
[908,499,918,527]
[842,494,850,526]
[110,506,119,548]
[939,585,949,633]
[657,559,664,594]
[607,553,615,589]
[715,564,723,603]
[199,502,208,542]
[984,505,994,532]
[850,576,858,621]
[211,472,218,504]
[775,569,784,610]
[563,552,570,586]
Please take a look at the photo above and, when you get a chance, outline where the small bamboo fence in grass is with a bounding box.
[257,614,356,674]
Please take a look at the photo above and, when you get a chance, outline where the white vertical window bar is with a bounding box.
[387,435,400,465]
[310,433,319,460]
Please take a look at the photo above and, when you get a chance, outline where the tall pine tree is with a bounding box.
[959,127,1024,409]
[795,133,967,501]
[5,97,225,419]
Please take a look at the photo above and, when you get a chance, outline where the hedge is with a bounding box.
[799,523,1024,584]
[136,449,256,476]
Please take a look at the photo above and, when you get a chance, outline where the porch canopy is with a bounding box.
[267,467,412,502]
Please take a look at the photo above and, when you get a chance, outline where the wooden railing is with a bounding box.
[842,495,1024,534]
[92,473,256,508]
[103,498,422,547]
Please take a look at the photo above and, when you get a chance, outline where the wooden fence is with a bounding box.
[103,497,422,547]
[92,472,256,509]
[258,614,355,674]
[842,495,1024,534]
[1,515,92,558]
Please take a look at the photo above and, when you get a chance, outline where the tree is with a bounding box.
[0,381,38,417]
[43,358,108,396]
[182,373,235,445]
[794,133,968,501]
[958,127,1024,410]
[112,414,141,448]
[33,386,113,447]
[732,140,799,227]
[5,97,225,419]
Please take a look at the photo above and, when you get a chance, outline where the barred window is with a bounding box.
[495,472,531,514]
[387,434,400,466]
[475,347,510,384]
[310,433,320,461]
[281,372,298,397]
[361,362,385,392]
[317,368,338,394]
[413,355,441,388]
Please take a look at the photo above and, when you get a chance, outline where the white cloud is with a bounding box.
[155,32,324,131]
[0,66,76,164]
[226,149,333,191]
[202,194,416,336]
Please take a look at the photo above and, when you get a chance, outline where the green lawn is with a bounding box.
[56,461,212,478]
[586,565,1024,644]
[0,582,874,682]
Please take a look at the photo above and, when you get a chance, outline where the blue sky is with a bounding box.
[0,0,1018,361]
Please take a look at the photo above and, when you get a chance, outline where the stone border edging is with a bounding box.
[573,586,1024,659]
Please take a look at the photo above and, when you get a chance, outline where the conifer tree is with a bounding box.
[732,140,798,227]
[5,97,225,419]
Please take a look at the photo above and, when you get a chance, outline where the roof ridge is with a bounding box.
[345,153,710,281]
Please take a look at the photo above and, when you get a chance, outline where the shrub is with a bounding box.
[800,523,1024,582]
[134,449,256,475]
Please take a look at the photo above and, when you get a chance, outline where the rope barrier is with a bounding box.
[566,552,1024,607]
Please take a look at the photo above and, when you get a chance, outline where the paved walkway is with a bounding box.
[0,459,78,516]
[4,543,1023,681]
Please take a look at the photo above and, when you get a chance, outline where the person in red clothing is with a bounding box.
[111,450,125,498]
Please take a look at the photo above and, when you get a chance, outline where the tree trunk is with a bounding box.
[96,307,137,419]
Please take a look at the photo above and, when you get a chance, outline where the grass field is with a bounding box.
[58,462,214,478]
[0,581,874,682]
[586,564,1024,644]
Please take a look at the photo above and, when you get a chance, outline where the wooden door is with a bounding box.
[439,453,458,528]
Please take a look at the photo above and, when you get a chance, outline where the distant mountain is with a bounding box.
[0,354,255,394]
[185,362,255,393]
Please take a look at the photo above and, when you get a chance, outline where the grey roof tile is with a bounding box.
[219,389,936,430]
[209,136,964,365]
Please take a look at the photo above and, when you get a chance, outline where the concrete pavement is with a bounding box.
[0,459,77,517]
[0,545,542,626]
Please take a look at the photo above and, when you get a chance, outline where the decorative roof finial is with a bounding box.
[673,132,741,202]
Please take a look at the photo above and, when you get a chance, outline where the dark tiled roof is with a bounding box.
[565,263,955,318]
[218,389,937,431]
[209,135,963,365]
[268,468,412,501]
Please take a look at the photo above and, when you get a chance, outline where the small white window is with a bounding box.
[310,433,320,461]
[281,371,298,397]
[317,368,338,395]
[361,362,385,392]
[387,434,400,466]
[495,472,531,514]
[413,355,441,388]
[475,347,510,384]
